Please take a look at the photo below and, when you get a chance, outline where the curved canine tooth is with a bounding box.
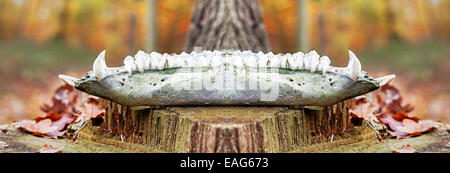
[347,50,362,80]
[58,74,79,86]
[294,52,304,70]
[319,56,330,75]
[135,50,146,72]
[93,50,108,80]
[375,74,396,86]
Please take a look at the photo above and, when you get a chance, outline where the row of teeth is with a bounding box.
[92,50,362,81]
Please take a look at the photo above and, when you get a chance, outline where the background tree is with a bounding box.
[184,0,270,52]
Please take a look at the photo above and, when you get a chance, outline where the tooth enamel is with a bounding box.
[268,53,280,67]
[210,55,222,67]
[244,54,257,67]
[93,50,107,80]
[319,56,330,75]
[150,52,161,69]
[280,54,288,68]
[135,50,146,72]
[347,50,362,80]
[375,74,396,86]
[233,55,244,68]
[58,74,79,86]
[257,52,268,67]
[124,56,135,73]
[294,52,304,70]
[287,54,297,70]
[310,54,320,72]
[157,53,168,69]
[304,51,319,70]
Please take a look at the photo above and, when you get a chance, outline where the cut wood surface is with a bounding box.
[97,99,359,153]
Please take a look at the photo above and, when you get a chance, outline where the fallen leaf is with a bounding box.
[39,144,63,153]
[392,144,416,153]
[75,96,105,122]
[17,119,59,136]
[396,119,439,136]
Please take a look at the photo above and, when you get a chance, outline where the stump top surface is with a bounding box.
[169,106,287,123]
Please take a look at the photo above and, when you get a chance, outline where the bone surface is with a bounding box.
[60,49,395,107]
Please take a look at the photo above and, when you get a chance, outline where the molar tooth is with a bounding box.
[233,55,244,68]
[309,54,320,73]
[167,54,177,68]
[257,51,268,67]
[210,55,223,67]
[280,54,288,68]
[123,56,135,74]
[150,52,161,69]
[244,55,257,67]
[319,56,330,75]
[135,50,146,72]
[304,51,319,70]
[375,74,396,86]
[294,52,305,70]
[287,54,297,70]
[158,53,168,69]
[347,50,362,80]
[268,54,280,67]
[93,50,108,80]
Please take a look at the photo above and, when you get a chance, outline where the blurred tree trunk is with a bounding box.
[184,0,270,52]
[146,0,157,52]
[298,0,309,52]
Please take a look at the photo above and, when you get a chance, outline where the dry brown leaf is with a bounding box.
[396,119,439,136]
[39,144,63,153]
[17,119,59,136]
[392,144,416,153]
[75,97,105,122]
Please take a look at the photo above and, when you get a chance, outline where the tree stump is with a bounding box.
[98,100,355,153]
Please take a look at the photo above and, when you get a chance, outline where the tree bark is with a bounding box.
[184,0,270,52]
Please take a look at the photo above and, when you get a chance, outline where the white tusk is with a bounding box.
[375,74,396,86]
[347,50,362,80]
[58,74,79,86]
[93,50,107,80]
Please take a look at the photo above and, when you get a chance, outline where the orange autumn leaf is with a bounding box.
[396,119,439,136]
[17,119,59,136]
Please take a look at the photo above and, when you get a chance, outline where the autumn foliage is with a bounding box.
[349,84,441,138]
[15,84,104,138]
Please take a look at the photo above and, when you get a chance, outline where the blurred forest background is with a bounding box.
[0,0,448,123]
